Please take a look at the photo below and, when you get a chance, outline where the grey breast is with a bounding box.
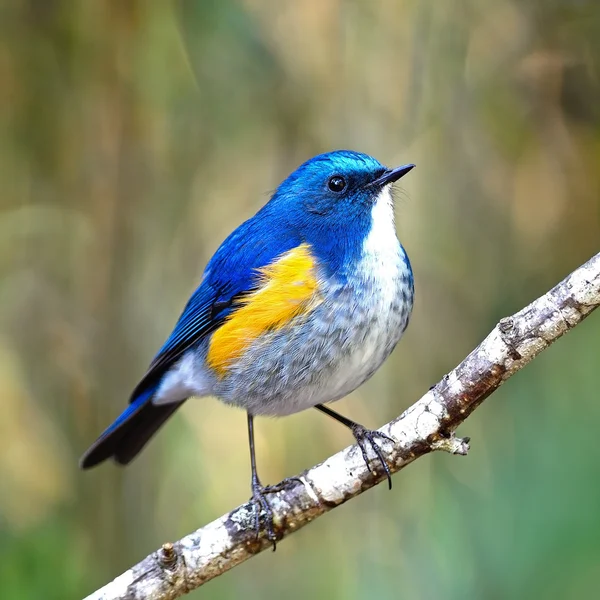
[214,249,414,417]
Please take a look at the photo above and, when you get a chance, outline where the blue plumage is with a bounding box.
[81,200,305,467]
[80,150,415,488]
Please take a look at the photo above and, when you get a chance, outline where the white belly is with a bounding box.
[316,191,413,404]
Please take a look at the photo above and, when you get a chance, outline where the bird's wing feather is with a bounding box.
[129,216,303,400]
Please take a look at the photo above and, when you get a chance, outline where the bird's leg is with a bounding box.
[247,412,279,550]
[315,404,395,490]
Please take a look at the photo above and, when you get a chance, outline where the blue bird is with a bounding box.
[81,150,415,546]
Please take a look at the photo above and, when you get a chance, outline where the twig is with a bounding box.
[84,252,600,600]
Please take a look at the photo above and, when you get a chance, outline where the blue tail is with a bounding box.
[79,384,184,469]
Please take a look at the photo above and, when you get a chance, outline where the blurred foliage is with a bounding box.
[1,0,599,598]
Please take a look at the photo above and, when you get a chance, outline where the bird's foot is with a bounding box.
[249,476,304,550]
[250,479,281,551]
[350,425,395,490]
[262,476,304,494]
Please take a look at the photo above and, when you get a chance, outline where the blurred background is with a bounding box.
[1,1,599,598]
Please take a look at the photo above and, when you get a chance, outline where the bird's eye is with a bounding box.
[328,175,346,193]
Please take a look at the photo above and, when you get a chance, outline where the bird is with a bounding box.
[80,150,415,547]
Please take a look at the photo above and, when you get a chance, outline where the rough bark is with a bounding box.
[84,252,600,600]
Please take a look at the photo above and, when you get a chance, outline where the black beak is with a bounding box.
[369,163,415,187]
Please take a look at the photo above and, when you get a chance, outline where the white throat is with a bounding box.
[363,185,399,259]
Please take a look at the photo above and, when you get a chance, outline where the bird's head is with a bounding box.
[275,150,414,219]
[268,151,414,269]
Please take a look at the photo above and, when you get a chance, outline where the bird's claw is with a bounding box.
[350,425,395,490]
[250,480,279,551]
[263,476,304,494]
[249,476,304,550]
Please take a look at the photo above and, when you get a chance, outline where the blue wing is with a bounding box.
[80,212,301,468]
[136,214,302,394]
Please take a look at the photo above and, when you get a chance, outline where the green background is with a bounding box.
[1,1,599,598]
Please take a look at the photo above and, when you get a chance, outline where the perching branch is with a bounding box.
[84,252,600,600]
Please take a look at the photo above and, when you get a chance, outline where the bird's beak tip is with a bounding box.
[370,163,415,187]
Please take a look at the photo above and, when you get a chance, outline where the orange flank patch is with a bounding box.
[207,243,321,377]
